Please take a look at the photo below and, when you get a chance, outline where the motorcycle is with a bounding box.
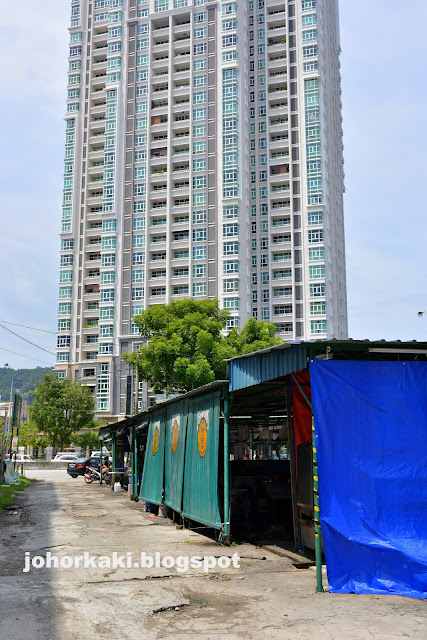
[84,466,101,484]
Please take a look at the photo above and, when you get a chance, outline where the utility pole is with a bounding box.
[0,364,12,483]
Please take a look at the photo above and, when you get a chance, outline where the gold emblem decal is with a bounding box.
[152,426,159,455]
[172,420,179,454]
[198,418,208,458]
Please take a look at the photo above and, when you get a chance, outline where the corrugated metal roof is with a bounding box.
[227,338,427,361]
[229,345,307,392]
[98,380,227,440]
[227,339,427,392]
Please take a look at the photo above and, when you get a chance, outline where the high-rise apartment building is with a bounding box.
[56,0,347,420]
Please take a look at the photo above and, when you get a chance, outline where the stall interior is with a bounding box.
[228,381,296,543]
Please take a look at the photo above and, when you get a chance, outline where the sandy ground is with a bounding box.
[0,473,425,640]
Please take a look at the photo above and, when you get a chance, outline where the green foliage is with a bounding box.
[123,298,282,394]
[72,430,100,451]
[226,316,282,355]
[0,477,33,515]
[0,366,53,406]
[29,374,95,450]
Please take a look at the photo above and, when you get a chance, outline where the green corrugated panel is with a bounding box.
[164,400,188,511]
[139,408,165,504]
[183,391,221,530]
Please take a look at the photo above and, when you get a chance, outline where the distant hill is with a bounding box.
[0,367,54,406]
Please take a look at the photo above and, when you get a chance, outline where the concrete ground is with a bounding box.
[0,473,425,640]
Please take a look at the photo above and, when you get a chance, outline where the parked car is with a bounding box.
[12,454,34,462]
[67,456,100,478]
[53,453,79,461]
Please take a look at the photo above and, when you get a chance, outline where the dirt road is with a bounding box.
[0,475,425,640]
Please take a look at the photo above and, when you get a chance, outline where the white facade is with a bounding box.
[56,0,347,420]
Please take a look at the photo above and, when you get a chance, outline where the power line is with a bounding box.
[0,347,54,366]
[0,320,56,335]
[0,322,56,356]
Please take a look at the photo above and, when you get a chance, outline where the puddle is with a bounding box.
[189,596,208,608]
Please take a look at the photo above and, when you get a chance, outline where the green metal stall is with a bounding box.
[164,400,188,511]
[139,408,166,504]
[182,391,222,530]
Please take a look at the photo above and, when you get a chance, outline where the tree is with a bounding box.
[226,316,282,355]
[123,298,282,394]
[29,375,95,450]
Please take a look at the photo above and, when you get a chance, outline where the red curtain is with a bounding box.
[292,369,312,447]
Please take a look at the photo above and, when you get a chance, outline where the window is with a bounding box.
[223,297,239,311]
[223,223,238,237]
[101,271,115,285]
[193,193,206,206]
[309,247,324,261]
[302,29,317,43]
[193,158,206,172]
[132,287,144,300]
[302,0,316,10]
[133,234,145,248]
[223,241,239,255]
[222,19,237,31]
[60,255,73,266]
[193,107,206,121]
[193,91,206,104]
[311,320,327,334]
[193,175,206,189]
[222,35,237,47]
[102,219,116,232]
[223,260,239,274]
[61,238,74,251]
[99,325,114,338]
[59,270,72,283]
[274,305,292,316]
[194,59,207,71]
[133,252,145,265]
[58,319,71,331]
[222,3,236,15]
[58,303,72,315]
[223,205,238,219]
[102,253,116,267]
[192,245,206,259]
[309,265,325,279]
[193,282,206,296]
[303,45,318,58]
[310,301,325,315]
[193,264,206,278]
[100,307,114,320]
[59,287,72,299]
[310,283,325,297]
[101,236,116,250]
[308,229,323,243]
[194,27,207,39]
[174,250,189,259]
[193,228,206,242]
[194,75,207,88]
[100,289,115,302]
[193,210,206,224]
[154,0,168,12]
[194,43,207,56]
[223,279,239,293]
[193,124,206,137]
[133,217,145,231]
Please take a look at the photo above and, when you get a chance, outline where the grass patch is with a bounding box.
[0,476,33,515]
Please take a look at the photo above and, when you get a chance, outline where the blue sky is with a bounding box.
[0,0,426,370]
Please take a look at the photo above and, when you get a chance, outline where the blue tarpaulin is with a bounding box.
[310,360,427,599]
